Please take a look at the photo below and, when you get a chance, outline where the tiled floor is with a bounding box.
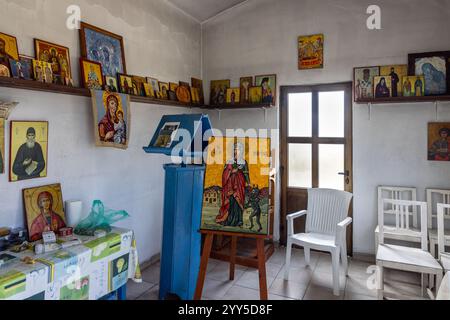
[127,246,423,300]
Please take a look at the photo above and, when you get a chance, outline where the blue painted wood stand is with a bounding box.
[158,164,205,300]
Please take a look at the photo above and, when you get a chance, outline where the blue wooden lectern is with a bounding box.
[143,114,212,300]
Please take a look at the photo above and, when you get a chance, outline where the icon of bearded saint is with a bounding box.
[12,127,46,180]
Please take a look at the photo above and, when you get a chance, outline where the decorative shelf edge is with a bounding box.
[354,95,450,104]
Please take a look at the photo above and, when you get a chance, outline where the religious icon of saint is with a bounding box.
[215,143,250,228]
[12,127,46,181]
[29,191,66,241]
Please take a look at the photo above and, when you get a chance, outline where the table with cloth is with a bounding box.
[0,227,141,300]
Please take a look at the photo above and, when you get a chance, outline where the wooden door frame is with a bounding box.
[279,82,353,255]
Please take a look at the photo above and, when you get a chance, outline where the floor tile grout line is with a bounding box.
[133,283,157,300]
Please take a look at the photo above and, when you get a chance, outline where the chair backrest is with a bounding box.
[305,188,353,235]
[427,189,450,229]
[437,203,450,257]
[378,199,428,250]
[378,186,418,228]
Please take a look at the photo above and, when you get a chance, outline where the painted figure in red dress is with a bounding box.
[30,191,66,241]
[215,143,250,227]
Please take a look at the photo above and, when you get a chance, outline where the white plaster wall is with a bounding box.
[202,0,450,253]
[0,0,201,263]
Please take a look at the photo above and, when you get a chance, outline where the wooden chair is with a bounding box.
[374,186,419,253]
[427,189,450,258]
[284,188,353,296]
[376,199,443,300]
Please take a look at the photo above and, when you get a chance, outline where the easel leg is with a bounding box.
[229,236,238,281]
[194,233,214,300]
[256,238,268,300]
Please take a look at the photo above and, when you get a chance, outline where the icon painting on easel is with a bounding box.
[201,137,271,235]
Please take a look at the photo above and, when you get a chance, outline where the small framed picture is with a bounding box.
[353,66,380,101]
[147,77,159,97]
[8,59,22,79]
[408,51,450,95]
[34,38,72,80]
[158,82,169,100]
[168,90,178,101]
[402,76,425,97]
[33,60,53,83]
[0,62,10,77]
[298,34,324,70]
[428,123,450,161]
[23,183,66,241]
[380,65,407,97]
[210,80,230,105]
[191,78,204,105]
[176,86,191,103]
[118,74,133,95]
[190,87,200,104]
[249,86,263,103]
[131,76,146,96]
[10,121,48,182]
[255,74,276,105]
[373,76,392,98]
[80,58,103,90]
[226,88,240,104]
[240,76,253,104]
[18,55,34,80]
[143,82,155,98]
[105,76,118,92]
[0,31,19,61]
[169,82,179,93]
[79,22,126,76]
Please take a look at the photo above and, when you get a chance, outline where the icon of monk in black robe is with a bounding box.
[12,127,45,180]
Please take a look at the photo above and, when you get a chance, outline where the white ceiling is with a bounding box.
[167,0,247,23]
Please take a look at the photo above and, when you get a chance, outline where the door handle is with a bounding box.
[338,171,350,185]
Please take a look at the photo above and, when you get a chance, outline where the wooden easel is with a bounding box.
[194,230,272,300]
[195,150,276,300]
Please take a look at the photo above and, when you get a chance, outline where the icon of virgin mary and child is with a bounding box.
[215,142,250,228]
[98,94,127,145]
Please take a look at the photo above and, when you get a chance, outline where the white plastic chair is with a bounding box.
[376,199,443,300]
[438,203,450,273]
[284,188,353,296]
[374,186,419,253]
[427,189,450,258]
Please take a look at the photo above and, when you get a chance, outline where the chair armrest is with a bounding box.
[286,210,307,221]
[336,217,353,246]
[337,217,353,229]
[286,210,307,237]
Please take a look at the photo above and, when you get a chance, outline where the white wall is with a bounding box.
[202,0,450,254]
[0,0,201,263]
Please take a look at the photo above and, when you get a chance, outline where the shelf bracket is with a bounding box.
[367,102,372,121]
[435,101,439,121]
[263,107,268,122]
[217,109,222,121]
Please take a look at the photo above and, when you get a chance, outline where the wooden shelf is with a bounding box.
[202,103,273,110]
[0,77,275,110]
[0,77,198,108]
[355,95,450,104]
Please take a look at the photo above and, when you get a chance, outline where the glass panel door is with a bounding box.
[280,82,353,252]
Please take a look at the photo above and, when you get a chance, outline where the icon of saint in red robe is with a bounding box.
[215,143,250,227]
[29,191,66,241]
